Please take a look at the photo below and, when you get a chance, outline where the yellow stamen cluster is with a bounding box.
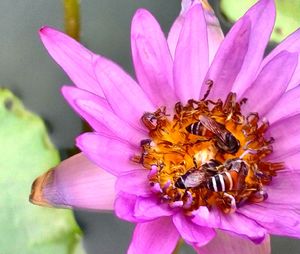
[133,92,284,213]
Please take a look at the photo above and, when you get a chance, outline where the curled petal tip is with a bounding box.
[29,169,55,208]
[39,26,53,36]
[39,26,47,33]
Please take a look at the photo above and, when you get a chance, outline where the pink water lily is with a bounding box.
[30,0,300,253]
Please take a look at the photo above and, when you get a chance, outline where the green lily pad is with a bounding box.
[0,89,84,254]
[220,0,300,43]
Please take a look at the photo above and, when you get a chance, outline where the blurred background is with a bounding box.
[0,0,299,253]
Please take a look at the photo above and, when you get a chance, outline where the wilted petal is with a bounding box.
[231,0,276,95]
[265,84,300,124]
[174,4,209,102]
[267,114,300,159]
[30,153,115,210]
[192,207,267,243]
[76,132,138,176]
[261,28,300,91]
[131,9,176,107]
[195,230,271,254]
[241,51,298,116]
[173,213,215,247]
[127,217,180,254]
[94,57,154,130]
[39,27,103,96]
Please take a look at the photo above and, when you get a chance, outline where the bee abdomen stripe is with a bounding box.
[219,174,226,191]
[214,174,223,191]
[191,122,198,134]
[212,176,218,192]
[225,172,233,190]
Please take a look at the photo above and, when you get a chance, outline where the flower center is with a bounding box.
[133,82,284,213]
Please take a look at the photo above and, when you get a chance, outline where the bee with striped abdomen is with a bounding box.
[186,115,240,154]
[206,158,248,192]
[175,159,221,189]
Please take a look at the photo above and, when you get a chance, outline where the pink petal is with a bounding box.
[131,9,177,107]
[201,0,275,100]
[202,1,224,64]
[174,4,209,102]
[127,217,180,254]
[94,56,154,130]
[231,0,276,95]
[199,17,251,101]
[167,1,224,63]
[277,152,300,171]
[62,86,112,134]
[114,192,141,223]
[116,169,152,197]
[134,197,174,220]
[30,153,115,210]
[239,203,300,238]
[261,28,300,91]
[74,94,146,145]
[115,192,173,223]
[241,51,298,116]
[173,213,215,247]
[196,230,271,254]
[76,132,138,176]
[265,84,300,124]
[263,171,300,206]
[192,207,267,243]
[39,27,103,96]
[267,114,300,159]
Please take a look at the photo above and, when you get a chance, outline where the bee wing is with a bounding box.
[198,115,228,144]
[184,171,206,188]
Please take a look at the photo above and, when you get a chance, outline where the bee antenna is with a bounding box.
[201,79,214,101]
[193,157,198,168]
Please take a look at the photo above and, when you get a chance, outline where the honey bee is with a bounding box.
[141,108,167,131]
[141,112,158,130]
[175,158,248,193]
[186,115,240,154]
[175,168,206,189]
[206,158,248,192]
[175,159,221,189]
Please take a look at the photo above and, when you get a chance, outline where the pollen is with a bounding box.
[133,82,284,214]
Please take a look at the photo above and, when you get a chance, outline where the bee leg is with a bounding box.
[248,190,268,203]
[193,156,199,169]
[183,191,193,209]
[223,193,236,214]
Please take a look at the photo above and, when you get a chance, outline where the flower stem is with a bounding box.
[63,0,80,41]
[173,239,184,254]
[63,0,91,135]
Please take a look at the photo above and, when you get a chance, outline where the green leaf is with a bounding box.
[0,89,84,254]
[220,0,300,43]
